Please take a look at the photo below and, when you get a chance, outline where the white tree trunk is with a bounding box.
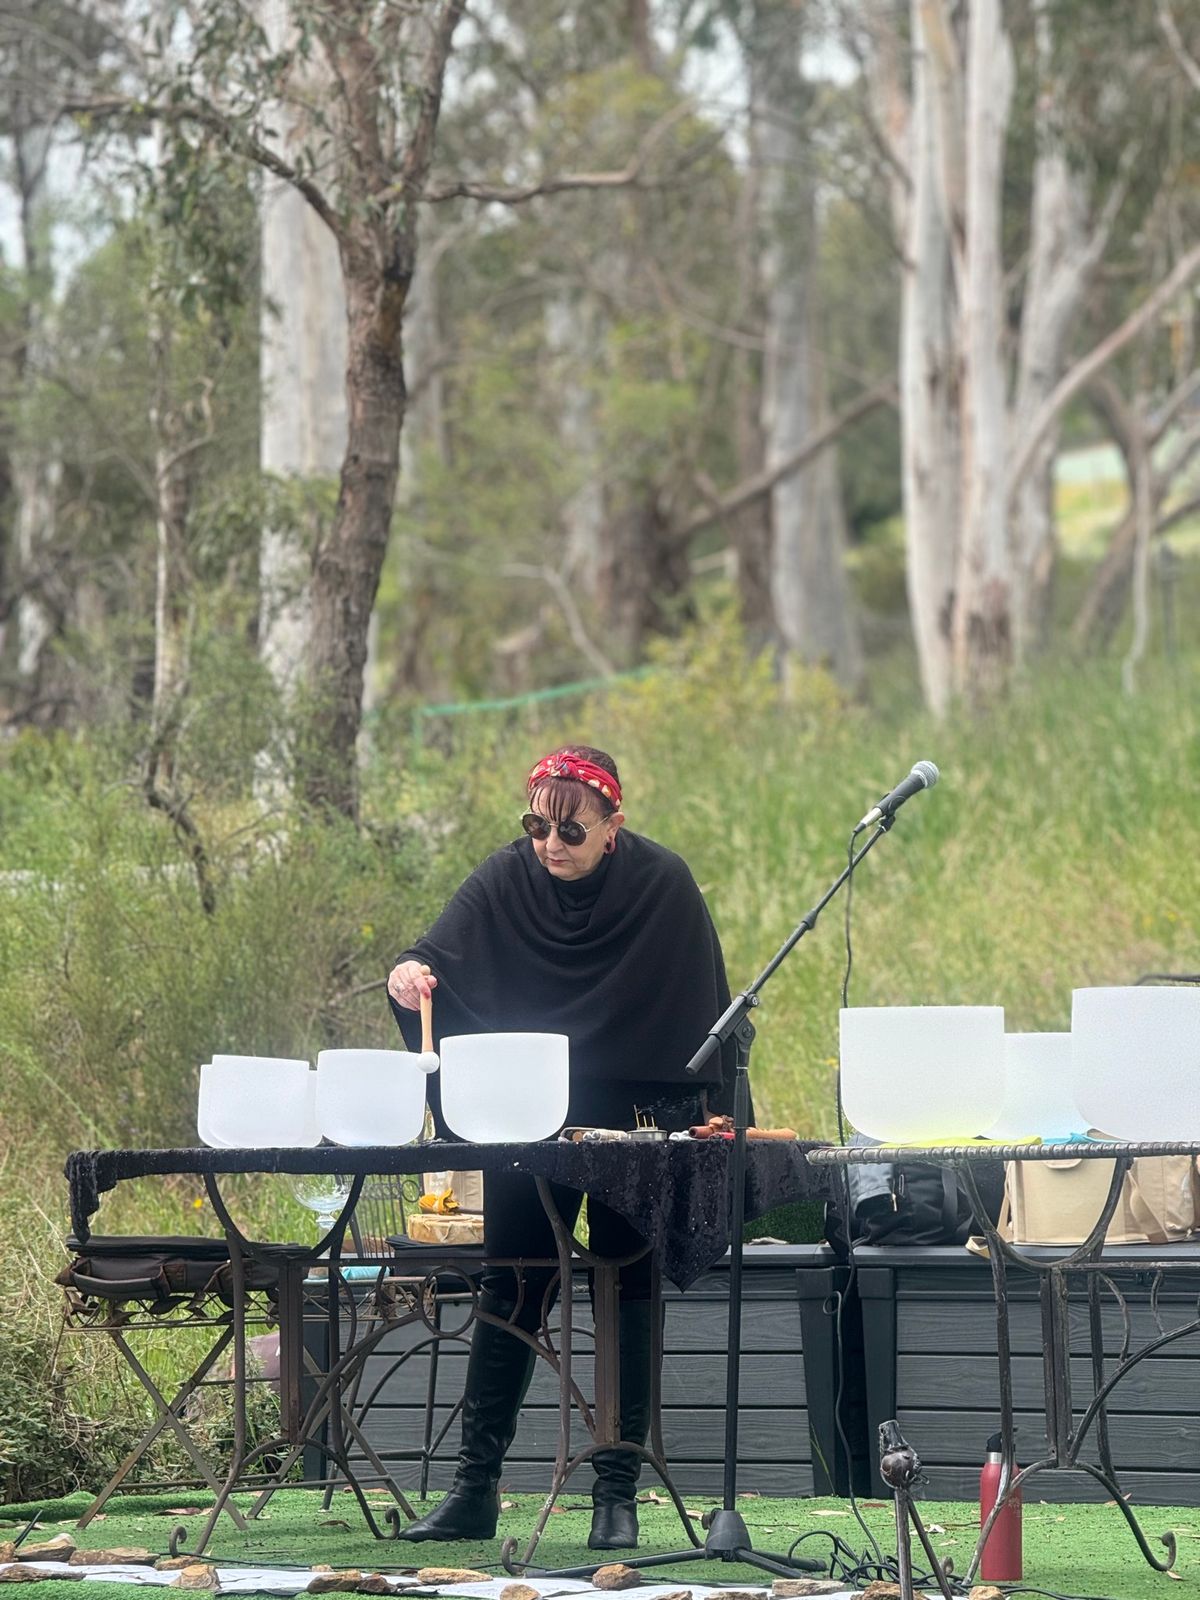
[258,0,347,698]
[771,343,864,688]
[755,0,862,686]
[147,106,192,763]
[1009,0,1119,658]
[728,124,773,649]
[14,459,57,679]
[150,332,190,739]
[13,122,58,690]
[900,0,961,715]
[545,291,607,601]
[1122,396,1154,694]
[952,0,1014,700]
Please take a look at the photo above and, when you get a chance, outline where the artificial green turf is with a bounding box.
[2,1488,1198,1597]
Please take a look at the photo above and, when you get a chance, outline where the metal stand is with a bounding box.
[877,1422,953,1600]
[508,822,896,1582]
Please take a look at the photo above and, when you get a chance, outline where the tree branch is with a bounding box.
[1157,2,1200,93]
[141,713,218,917]
[396,0,467,203]
[60,93,343,236]
[1007,239,1200,494]
[499,563,614,678]
[1156,489,1200,536]
[1156,413,1200,490]
[1149,366,1200,447]
[414,97,701,205]
[675,378,897,541]
[846,4,912,202]
[1087,374,1139,478]
[1122,402,1154,694]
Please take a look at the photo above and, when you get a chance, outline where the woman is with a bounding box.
[387,745,734,1551]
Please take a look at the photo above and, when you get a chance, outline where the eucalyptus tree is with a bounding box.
[0,1,114,709]
[743,0,863,688]
[256,0,346,711]
[421,2,879,681]
[10,205,260,729]
[1066,1,1200,675]
[384,2,749,675]
[854,0,1200,712]
[1073,366,1200,660]
[67,0,466,816]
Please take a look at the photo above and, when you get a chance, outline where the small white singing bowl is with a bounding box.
[200,1057,317,1147]
[315,1048,432,1147]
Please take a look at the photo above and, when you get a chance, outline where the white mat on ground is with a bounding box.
[0,1564,857,1597]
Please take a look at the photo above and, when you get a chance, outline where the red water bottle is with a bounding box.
[979,1431,1022,1581]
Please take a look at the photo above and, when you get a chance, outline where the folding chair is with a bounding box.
[57,1234,282,1528]
[346,1174,420,1256]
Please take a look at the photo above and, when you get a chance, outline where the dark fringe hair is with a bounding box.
[528,744,621,818]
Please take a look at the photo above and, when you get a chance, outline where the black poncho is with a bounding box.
[390,831,735,1118]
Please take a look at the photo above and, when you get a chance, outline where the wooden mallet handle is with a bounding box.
[419,964,434,1054]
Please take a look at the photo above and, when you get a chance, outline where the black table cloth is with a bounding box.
[65,1138,832,1291]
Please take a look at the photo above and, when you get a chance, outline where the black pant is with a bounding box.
[481,1082,708,1313]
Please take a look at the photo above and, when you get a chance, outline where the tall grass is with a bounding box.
[1,626,1197,1494]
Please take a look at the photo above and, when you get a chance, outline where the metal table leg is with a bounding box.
[500,1178,699,1574]
[955,1157,1179,1582]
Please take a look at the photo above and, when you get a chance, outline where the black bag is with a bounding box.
[824,1135,1005,1254]
[57,1235,279,1307]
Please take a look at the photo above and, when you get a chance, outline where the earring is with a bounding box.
[604,835,617,855]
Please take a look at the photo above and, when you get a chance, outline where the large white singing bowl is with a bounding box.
[988,1033,1087,1139]
[316,1049,430,1146]
[1072,986,1200,1141]
[199,1057,318,1147]
[840,1005,1005,1142]
[438,1033,569,1143]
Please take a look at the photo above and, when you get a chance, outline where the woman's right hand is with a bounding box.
[387,960,438,1011]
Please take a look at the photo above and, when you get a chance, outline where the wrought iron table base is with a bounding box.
[809,1141,1197,1591]
[164,1171,700,1565]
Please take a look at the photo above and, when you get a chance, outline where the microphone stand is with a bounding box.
[522,816,895,1582]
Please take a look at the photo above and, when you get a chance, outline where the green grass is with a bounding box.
[1,1487,1197,1596]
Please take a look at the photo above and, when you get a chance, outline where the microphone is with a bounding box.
[853,760,939,834]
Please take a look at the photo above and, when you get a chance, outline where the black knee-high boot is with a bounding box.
[588,1299,655,1551]
[398,1304,537,1542]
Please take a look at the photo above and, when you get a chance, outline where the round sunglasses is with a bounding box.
[521,811,603,848]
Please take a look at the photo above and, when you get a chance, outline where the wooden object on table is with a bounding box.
[419,965,434,1054]
[406,1211,485,1246]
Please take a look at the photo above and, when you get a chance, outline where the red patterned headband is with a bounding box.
[527,751,621,808]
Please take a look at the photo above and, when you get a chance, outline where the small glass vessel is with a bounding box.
[289,1172,353,1241]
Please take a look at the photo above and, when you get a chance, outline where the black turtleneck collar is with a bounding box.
[548,850,610,917]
